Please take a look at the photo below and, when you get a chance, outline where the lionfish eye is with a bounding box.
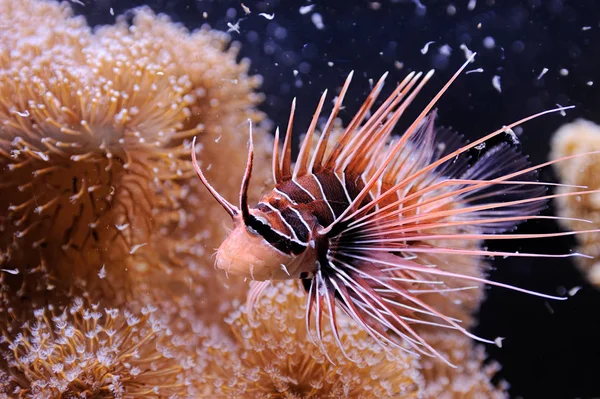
[246,225,260,236]
[245,214,268,237]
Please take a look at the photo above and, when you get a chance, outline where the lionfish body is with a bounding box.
[192,57,597,365]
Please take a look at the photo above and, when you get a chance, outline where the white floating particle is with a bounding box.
[116,223,129,231]
[492,75,502,93]
[293,69,299,77]
[299,4,315,15]
[537,67,549,80]
[259,13,275,20]
[559,68,569,76]
[556,104,567,117]
[474,143,486,150]
[468,0,477,11]
[420,41,435,55]
[466,68,484,74]
[582,26,592,31]
[109,7,114,16]
[413,0,427,14]
[1,268,19,275]
[69,0,84,5]
[513,126,524,136]
[587,80,594,86]
[459,44,475,62]
[311,13,324,30]
[494,337,504,348]
[327,61,334,67]
[483,36,495,49]
[227,21,241,34]
[203,12,208,19]
[98,265,106,279]
[129,243,147,255]
[394,61,404,70]
[214,135,221,143]
[446,4,456,16]
[241,3,251,14]
[568,286,582,296]
[439,44,452,56]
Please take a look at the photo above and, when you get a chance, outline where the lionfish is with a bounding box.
[191,56,597,365]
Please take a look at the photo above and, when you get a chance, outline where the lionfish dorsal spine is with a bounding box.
[293,89,328,180]
[309,70,354,175]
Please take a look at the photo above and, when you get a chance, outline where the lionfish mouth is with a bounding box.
[192,53,600,367]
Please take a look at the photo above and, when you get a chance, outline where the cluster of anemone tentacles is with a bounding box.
[0,0,508,398]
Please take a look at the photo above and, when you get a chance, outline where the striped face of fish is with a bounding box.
[214,209,318,281]
[191,127,319,282]
[192,57,596,367]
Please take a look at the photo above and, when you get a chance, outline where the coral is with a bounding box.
[418,329,508,399]
[94,6,274,325]
[199,281,423,398]
[550,118,600,286]
[0,0,271,318]
[0,298,194,398]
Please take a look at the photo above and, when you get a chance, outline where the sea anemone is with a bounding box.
[0,0,271,316]
[418,329,508,399]
[93,6,274,324]
[0,298,194,398]
[551,118,600,286]
[199,281,423,398]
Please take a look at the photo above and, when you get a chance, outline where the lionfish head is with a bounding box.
[191,130,314,281]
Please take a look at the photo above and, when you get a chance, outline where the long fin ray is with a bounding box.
[294,90,328,179]
[320,54,478,235]
[310,71,355,173]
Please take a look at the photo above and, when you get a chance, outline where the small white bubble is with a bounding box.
[299,4,315,15]
[420,41,435,55]
[492,75,502,93]
[311,13,324,30]
[483,36,495,49]
[259,13,275,20]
